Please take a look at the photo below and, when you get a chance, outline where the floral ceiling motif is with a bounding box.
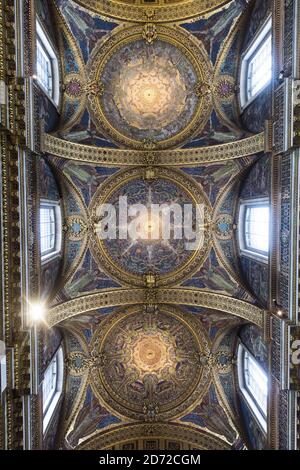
[89,306,212,421]
[86,24,213,149]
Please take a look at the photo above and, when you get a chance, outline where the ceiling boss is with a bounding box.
[86,24,213,149]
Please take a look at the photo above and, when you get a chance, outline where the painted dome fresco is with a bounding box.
[90,167,212,287]
[90,306,211,421]
[87,24,213,149]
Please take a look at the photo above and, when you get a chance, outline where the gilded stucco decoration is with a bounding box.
[47,288,264,328]
[77,423,232,450]
[86,24,213,149]
[89,166,212,287]
[71,0,233,24]
[42,132,265,166]
[89,306,212,421]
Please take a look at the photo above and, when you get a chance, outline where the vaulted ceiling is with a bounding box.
[38,0,272,450]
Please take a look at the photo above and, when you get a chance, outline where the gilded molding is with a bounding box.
[77,422,231,450]
[43,132,264,166]
[86,23,213,150]
[47,288,264,328]
[71,0,233,25]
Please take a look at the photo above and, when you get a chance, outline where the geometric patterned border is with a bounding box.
[43,132,264,166]
[77,422,232,450]
[47,288,264,327]
[71,1,233,25]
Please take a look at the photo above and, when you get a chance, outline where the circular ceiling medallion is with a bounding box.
[86,25,213,149]
[89,306,212,421]
[72,1,232,24]
[89,167,212,287]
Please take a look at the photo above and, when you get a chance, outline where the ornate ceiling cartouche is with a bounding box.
[89,306,212,421]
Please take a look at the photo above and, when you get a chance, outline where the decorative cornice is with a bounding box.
[71,0,233,25]
[43,132,264,166]
[47,288,264,328]
[77,422,231,450]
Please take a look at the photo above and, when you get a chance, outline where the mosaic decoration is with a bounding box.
[66,385,122,448]
[89,167,212,287]
[89,306,212,421]
[57,0,118,62]
[64,75,84,99]
[63,215,88,241]
[86,24,213,149]
[214,75,235,102]
[101,40,196,141]
[180,382,238,445]
[64,249,120,299]
[239,324,268,370]
[214,213,234,240]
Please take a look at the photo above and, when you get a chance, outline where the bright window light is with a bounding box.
[238,345,268,431]
[40,206,56,256]
[43,347,63,433]
[238,199,270,262]
[43,355,58,414]
[240,17,272,108]
[36,19,60,105]
[244,351,268,416]
[244,205,270,254]
[36,38,53,97]
[247,34,272,100]
[39,201,61,262]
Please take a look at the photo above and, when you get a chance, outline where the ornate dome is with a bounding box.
[89,167,212,287]
[86,24,213,149]
[108,45,188,132]
[90,306,212,421]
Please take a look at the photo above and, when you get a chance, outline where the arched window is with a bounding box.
[240,17,272,109]
[238,199,270,262]
[238,344,268,431]
[43,346,63,433]
[39,201,62,262]
[36,19,60,106]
